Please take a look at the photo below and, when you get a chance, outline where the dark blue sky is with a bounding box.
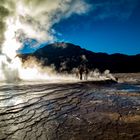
[22,0,140,55]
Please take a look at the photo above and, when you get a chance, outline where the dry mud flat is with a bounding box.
[0,75,140,140]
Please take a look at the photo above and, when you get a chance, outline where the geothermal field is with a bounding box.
[0,0,140,140]
[0,73,140,140]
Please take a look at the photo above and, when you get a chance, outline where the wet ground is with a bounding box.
[0,74,140,140]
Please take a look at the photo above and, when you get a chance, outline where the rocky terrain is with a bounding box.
[0,73,140,140]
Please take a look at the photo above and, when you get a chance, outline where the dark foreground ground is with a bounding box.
[0,73,140,140]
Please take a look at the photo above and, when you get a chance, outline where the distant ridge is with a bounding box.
[19,42,140,73]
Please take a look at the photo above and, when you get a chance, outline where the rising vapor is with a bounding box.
[0,0,91,56]
[0,0,91,81]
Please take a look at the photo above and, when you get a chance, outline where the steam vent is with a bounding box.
[0,0,140,140]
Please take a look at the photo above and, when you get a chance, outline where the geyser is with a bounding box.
[0,0,90,82]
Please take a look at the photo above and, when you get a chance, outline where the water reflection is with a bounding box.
[0,81,140,140]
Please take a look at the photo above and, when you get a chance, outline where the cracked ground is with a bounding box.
[0,76,140,140]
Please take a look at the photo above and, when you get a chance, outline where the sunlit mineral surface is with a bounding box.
[0,73,140,140]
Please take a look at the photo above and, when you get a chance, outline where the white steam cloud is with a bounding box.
[0,0,91,82]
[1,0,91,58]
[0,0,118,82]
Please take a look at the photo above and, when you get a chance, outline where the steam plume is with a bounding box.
[0,0,90,56]
[0,0,91,81]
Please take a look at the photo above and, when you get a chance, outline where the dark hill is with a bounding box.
[19,42,140,73]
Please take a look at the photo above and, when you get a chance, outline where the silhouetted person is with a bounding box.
[79,66,84,80]
[84,67,89,80]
